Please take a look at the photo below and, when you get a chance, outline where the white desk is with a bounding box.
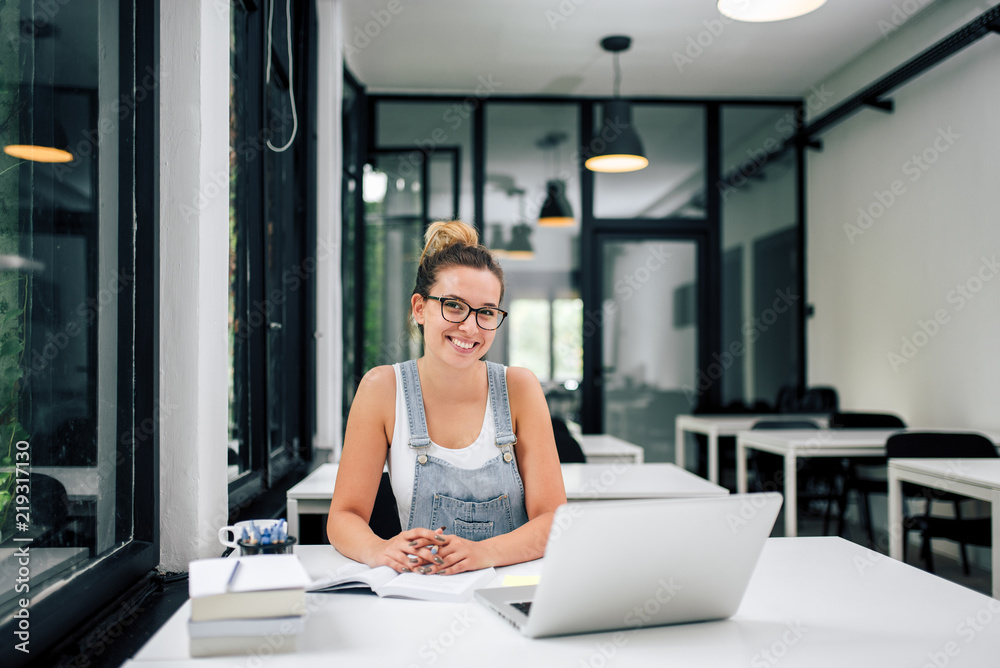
[735,429,899,537]
[889,458,1000,597]
[574,433,644,464]
[127,537,1000,666]
[675,414,829,485]
[286,462,725,538]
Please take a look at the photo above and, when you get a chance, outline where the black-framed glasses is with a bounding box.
[426,295,508,330]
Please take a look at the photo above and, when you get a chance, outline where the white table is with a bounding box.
[675,414,829,484]
[889,458,1000,598]
[735,429,899,537]
[574,433,644,464]
[286,462,725,538]
[126,537,1000,666]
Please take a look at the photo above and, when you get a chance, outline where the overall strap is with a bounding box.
[399,360,431,464]
[486,361,517,460]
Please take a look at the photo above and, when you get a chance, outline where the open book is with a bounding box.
[308,561,496,603]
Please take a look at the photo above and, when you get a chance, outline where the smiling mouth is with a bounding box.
[448,337,477,350]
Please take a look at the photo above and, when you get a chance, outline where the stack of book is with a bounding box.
[187,554,312,657]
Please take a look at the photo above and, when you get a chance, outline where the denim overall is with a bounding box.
[398,359,529,541]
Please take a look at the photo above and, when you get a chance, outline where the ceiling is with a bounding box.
[341,0,940,98]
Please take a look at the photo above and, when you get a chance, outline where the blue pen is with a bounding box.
[226,560,242,591]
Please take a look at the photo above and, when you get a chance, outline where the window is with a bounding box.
[229,0,318,504]
[508,298,583,383]
[0,1,156,662]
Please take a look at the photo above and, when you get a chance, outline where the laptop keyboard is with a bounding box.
[512,601,532,616]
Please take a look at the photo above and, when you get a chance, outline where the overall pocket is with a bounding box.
[430,493,514,541]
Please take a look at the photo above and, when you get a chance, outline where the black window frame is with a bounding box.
[0,1,160,663]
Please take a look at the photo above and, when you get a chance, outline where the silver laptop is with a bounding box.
[475,493,782,638]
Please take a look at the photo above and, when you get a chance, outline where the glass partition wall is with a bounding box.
[345,95,804,463]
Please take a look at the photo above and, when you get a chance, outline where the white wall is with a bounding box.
[315,0,345,459]
[157,0,345,569]
[159,0,231,570]
[806,0,1000,429]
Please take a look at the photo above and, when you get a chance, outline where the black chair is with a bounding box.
[798,386,839,414]
[368,472,402,539]
[551,417,586,463]
[829,412,907,545]
[886,431,998,574]
[748,419,843,533]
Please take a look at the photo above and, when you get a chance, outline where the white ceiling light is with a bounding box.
[718,0,826,22]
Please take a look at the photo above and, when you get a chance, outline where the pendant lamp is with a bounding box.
[536,132,575,226]
[717,0,826,22]
[585,36,648,174]
[506,189,534,259]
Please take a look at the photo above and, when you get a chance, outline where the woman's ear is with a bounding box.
[411,293,426,325]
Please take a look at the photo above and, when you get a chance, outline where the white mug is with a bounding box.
[218,519,283,549]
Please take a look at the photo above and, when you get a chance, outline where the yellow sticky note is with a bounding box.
[502,575,541,587]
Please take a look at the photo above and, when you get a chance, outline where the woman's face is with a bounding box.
[412,265,503,368]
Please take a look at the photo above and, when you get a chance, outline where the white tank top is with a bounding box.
[387,363,503,528]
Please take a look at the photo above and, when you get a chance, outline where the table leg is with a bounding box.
[676,423,686,471]
[287,498,300,539]
[784,454,798,538]
[992,494,1000,599]
[708,431,719,485]
[888,468,903,563]
[736,439,747,494]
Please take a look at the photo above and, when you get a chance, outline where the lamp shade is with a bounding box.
[585,100,648,173]
[538,180,574,227]
[506,223,534,259]
[4,144,73,163]
[717,0,826,22]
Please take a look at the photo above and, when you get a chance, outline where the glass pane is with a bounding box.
[363,155,425,370]
[508,299,551,380]
[228,3,246,480]
[0,0,123,599]
[601,241,698,462]
[593,105,706,219]
[427,151,456,221]
[720,105,800,408]
[483,103,581,419]
[552,298,583,381]
[375,101,473,224]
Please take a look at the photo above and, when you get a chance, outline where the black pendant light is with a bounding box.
[536,132,574,227]
[506,189,534,259]
[585,36,648,174]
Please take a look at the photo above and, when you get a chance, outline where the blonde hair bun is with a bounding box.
[419,220,480,264]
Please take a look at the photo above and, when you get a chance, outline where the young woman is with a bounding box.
[327,220,567,575]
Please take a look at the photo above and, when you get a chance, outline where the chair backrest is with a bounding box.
[799,387,839,413]
[774,385,803,413]
[369,471,402,539]
[551,417,587,463]
[886,432,999,459]
[751,419,821,430]
[829,411,906,429]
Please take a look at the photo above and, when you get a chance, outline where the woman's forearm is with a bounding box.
[479,511,555,567]
[327,510,388,567]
